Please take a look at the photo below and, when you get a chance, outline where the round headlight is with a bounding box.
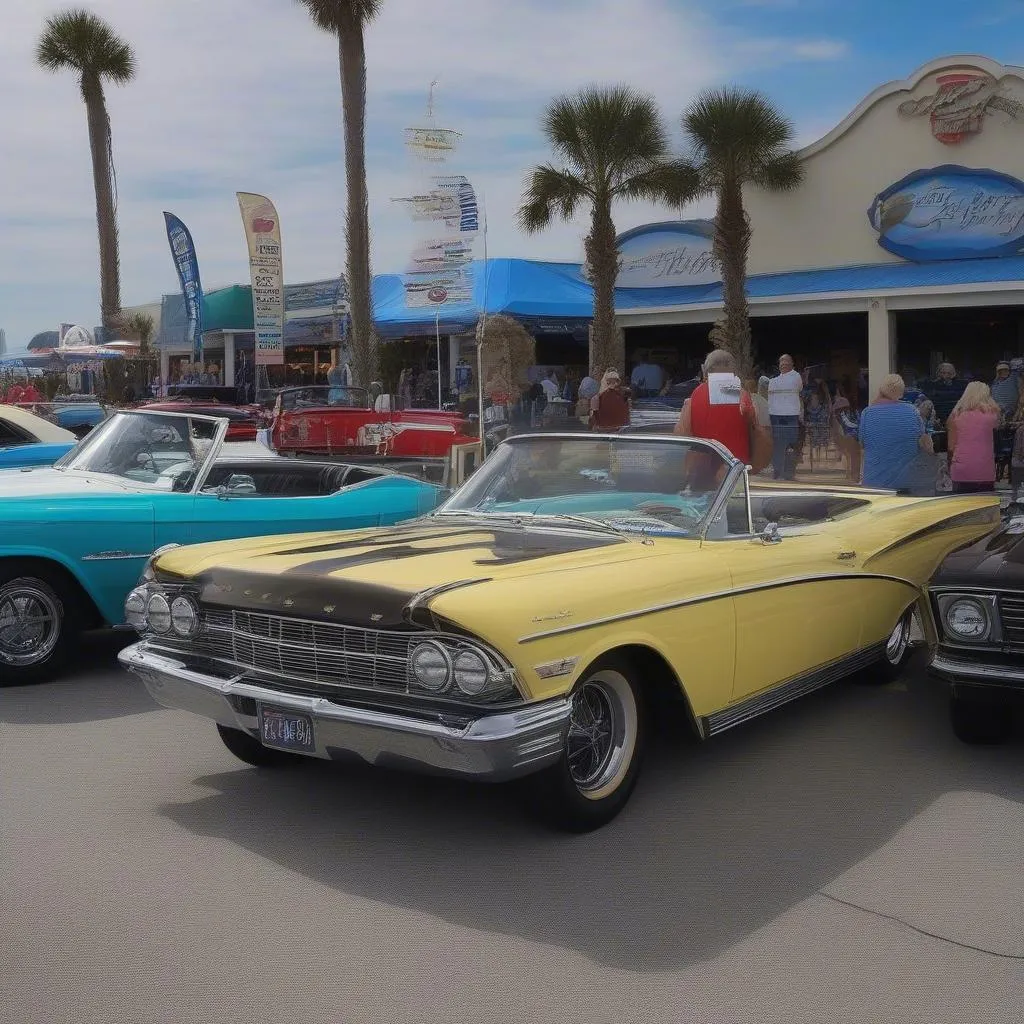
[147,593,172,634]
[124,588,148,630]
[409,642,451,692]
[453,649,490,696]
[170,596,199,637]
[945,598,989,640]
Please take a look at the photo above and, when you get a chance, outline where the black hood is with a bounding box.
[933,522,1024,588]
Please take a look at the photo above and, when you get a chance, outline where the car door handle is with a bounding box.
[836,550,857,561]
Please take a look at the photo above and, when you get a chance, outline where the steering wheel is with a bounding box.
[634,500,700,529]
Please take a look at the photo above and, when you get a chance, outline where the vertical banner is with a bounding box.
[163,212,205,365]
[237,192,285,366]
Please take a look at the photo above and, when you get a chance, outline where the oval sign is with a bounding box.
[427,286,448,303]
[867,165,1024,262]
[613,220,722,288]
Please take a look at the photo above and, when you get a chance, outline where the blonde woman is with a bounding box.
[947,381,1000,493]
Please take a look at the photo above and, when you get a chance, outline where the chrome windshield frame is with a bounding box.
[53,409,229,493]
[433,431,745,533]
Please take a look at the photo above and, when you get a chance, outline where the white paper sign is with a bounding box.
[708,373,742,405]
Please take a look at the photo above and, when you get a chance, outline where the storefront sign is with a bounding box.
[403,269,473,308]
[613,221,721,288]
[237,192,285,365]
[868,165,1024,261]
[284,278,347,313]
[898,72,1024,145]
[406,238,474,275]
[163,212,204,364]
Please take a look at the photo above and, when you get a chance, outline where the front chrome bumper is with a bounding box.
[119,643,570,782]
[930,651,1024,691]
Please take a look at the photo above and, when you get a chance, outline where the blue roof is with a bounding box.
[371,255,1024,336]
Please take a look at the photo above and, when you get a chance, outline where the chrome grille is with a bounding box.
[156,608,417,693]
[999,594,1024,647]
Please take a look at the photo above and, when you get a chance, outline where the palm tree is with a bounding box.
[120,311,155,355]
[518,85,696,375]
[297,0,382,388]
[37,9,136,338]
[681,87,804,374]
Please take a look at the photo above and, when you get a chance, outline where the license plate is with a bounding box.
[258,704,316,754]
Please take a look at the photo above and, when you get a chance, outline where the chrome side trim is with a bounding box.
[518,572,918,643]
[82,550,151,561]
[702,642,886,737]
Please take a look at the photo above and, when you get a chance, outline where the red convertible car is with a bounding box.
[141,387,264,442]
[268,386,478,460]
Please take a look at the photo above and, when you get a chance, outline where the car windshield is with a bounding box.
[277,386,370,411]
[437,434,736,536]
[54,411,222,490]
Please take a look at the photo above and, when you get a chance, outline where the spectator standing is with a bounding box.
[990,360,1019,420]
[746,376,771,429]
[630,352,663,398]
[540,369,560,401]
[925,363,968,424]
[832,380,861,483]
[947,381,1000,493]
[21,380,42,403]
[576,375,599,424]
[676,350,768,467]
[858,374,934,492]
[1010,391,1024,501]
[767,353,803,480]
[590,369,630,431]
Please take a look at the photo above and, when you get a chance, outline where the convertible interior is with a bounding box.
[192,460,389,497]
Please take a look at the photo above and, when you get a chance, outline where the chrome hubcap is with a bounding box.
[886,613,911,666]
[0,580,62,667]
[566,672,636,799]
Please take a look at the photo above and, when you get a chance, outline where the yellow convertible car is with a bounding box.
[119,434,999,831]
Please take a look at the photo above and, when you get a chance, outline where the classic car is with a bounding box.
[0,404,78,468]
[269,385,478,461]
[141,400,263,442]
[117,432,999,831]
[0,409,444,684]
[928,504,1024,744]
[19,399,108,438]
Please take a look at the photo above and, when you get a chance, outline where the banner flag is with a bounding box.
[237,192,285,366]
[163,212,205,365]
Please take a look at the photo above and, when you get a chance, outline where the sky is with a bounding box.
[1,0,1023,348]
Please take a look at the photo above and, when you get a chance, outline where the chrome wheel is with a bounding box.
[885,612,912,666]
[0,579,62,667]
[566,670,638,801]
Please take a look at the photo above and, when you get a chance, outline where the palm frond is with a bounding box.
[516,165,591,234]
[297,0,384,34]
[615,159,705,208]
[751,150,804,192]
[37,8,135,83]
[683,86,797,183]
[542,84,670,186]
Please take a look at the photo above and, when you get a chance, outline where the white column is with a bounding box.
[159,349,170,383]
[223,333,236,386]
[867,298,894,399]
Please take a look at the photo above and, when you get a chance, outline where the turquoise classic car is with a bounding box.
[0,409,444,683]
[0,405,78,469]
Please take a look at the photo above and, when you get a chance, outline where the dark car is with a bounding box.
[929,506,1024,744]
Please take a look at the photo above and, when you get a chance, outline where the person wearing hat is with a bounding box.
[991,360,1019,420]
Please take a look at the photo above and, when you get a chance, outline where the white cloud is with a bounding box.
[0,0,846,345]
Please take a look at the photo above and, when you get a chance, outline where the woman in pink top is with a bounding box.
[946,381,1000,493]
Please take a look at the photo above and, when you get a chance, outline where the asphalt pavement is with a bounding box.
[1,632,1022,1024]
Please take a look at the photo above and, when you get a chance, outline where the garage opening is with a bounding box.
[625,311,868,390]
[895,305,1024,387]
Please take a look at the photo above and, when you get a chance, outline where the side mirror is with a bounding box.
[760,522,781,545]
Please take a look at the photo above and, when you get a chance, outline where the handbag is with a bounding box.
[748,422,772,474]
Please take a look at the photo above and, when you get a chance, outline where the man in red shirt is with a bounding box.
[675,349,768,468]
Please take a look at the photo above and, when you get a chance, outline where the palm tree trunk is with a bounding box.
[714,177,753,377]
[82,74,121,336]
[337,19,377,389]
[586,195,621,376]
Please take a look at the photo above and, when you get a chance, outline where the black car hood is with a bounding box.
[932,521,1024,588]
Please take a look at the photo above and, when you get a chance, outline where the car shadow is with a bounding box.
[159,675,1023,972]
[0,630,158,725]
